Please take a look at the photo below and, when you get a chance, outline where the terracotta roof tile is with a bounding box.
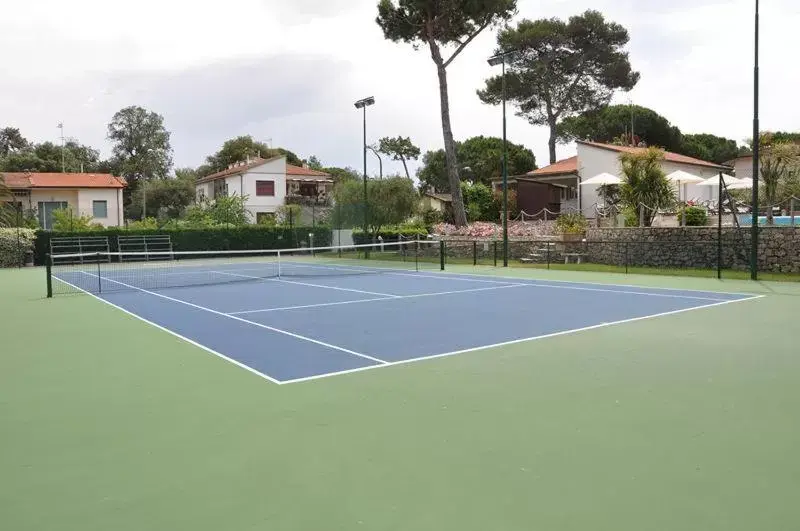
[1,172,125,188]
[527,156,578,177]
[578,141,727,170]
[196,157,282,184]
[286,164,331,177]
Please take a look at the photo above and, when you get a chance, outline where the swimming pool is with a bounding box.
[738,215,798,226]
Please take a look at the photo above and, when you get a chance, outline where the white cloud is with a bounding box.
[0,0,797,177]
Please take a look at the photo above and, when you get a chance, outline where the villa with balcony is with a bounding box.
[195,156,333,224]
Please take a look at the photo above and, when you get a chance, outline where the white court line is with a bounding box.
[52,276,283,385]
[78,272,388,366]
[210,269,400,298]
[280,294,766,385]
[227,283,528,315]
[284,264,734,302]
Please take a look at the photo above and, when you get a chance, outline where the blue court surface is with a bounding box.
[55,263,757,384]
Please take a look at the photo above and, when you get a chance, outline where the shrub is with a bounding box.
[0,228,36,267]
[677,206,709,226]
[420,207,443,226]
[33,226,332,265]
[622,205,639,227]
[352,227,428,245]
[276,204,302,226]
[555,212,588,234]
[51,208,102,232]
[461,182,495,222]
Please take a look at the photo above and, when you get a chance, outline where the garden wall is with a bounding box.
[585,227,800,273]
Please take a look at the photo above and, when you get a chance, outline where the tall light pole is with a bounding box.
[488,50,517,267]
[354,97,375,240]
[750,0,760,280]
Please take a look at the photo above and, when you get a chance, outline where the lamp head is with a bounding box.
[354,96,376,109]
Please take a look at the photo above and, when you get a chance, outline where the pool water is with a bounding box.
[738,215,798,226]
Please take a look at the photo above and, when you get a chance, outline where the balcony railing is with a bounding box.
[285,194,332,207]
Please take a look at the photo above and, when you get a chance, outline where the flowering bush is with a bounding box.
[433,220,556,239]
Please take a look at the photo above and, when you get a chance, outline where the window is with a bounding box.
[213,179,228,198]
[37,201,69,230]
[92,200,108,218]
[256,180,275,196]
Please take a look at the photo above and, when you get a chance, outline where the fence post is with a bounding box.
[96,253,102,293]
[639,204,645,227]
[46,254,53,298]
[439,240,445,271]
[625,242,629,274]
[546,242,551,270]
[717,175,723,279]
[473,241,477,266]
[493,240,498,267]
[791,197,796,227]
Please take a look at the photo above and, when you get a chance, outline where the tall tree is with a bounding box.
[323,166,361,184]
[305,155,324,171]
[332,176,418,238]
[377,0,517,226]
[200,135,302,176]
[107,106,173,202]
[377,136,421,180]
[679,133,740,165]
[0,140,101,173]
[478,10,639,164]
[0,127,29,156]
[416,136,536,192]
[618,147,676,226]
[558,104,683,152]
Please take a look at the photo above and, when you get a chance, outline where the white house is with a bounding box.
[2,172,126,229]
[725,154,757,180]
[496,141,730,218]
[195,156,333,224]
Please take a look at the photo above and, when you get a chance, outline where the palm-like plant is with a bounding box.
[618,147,676,226]
[758,133,800,224]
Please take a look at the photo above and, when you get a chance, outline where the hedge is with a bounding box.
[34,226,332,265]
[0,228,36,267]
[352,228,429,245]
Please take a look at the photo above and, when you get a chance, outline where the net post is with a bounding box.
[415,239,419,272]
[717,174,723,280]
[439,240,445,271]
[473,241,477,266]
[277,250,282,278]
[97,252,102,293]
[46,253,53,298]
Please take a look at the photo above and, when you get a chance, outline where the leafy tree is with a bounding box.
[377,0,517,226]
[618,147,676,227]
[324,166,361,184]
[107,106,173,203]
[333,176,418,238]
[0,174,11,226]
[51,208,102,232]
[416,136,536,192]
[128,174,196,220]
[479,10,639,164]
[377,136,421,180]
[757,132,800,224]
[200,136,302,176]
[461,182,496,222]
[557,104,682,152]
[0,127,29,156]
[305,155,324,171]
[0,139,101,173]
[183,195,251,227]
[680,134,740,164]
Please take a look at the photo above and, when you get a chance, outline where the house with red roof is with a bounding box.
[493,140,729,219]
[1,172,127,229]
[195,156,333,224]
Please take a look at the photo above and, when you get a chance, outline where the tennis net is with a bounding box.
[46,240,443,296]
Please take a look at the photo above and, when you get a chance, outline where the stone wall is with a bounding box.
[585,227,800,273]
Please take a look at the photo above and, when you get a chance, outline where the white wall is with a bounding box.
[30,190,78,212]
[77,188,124,227]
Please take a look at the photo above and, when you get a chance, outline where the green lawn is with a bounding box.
[1,266,799,530]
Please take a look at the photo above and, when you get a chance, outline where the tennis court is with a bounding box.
[4,245,799,531]
[47,242,758,384]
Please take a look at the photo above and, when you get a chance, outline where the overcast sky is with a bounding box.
[1,0,797,178]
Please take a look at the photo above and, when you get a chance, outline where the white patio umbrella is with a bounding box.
[728,177,756,190]
[696,174,741,187]
[665,170,704,202]
[580,173,622,215]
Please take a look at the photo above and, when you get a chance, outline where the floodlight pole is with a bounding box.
[354,97,375,243]
[750,0,760,280]
[488,50,517,267]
